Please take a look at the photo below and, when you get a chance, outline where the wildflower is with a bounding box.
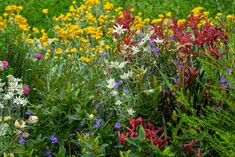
[23,85,30,95]
[226,69,232,75]
[35,53,44,59]
[22,131,30,139]
[1,60,8,68]
[106,78,116,89]
[222,84,228,89]
[154,37,164,45]
[102,53,108,57]
[25,111,33,116]
[3,116,11,123]
[112,90,118,96]
[93,118,102,128]
[89,114,94,120]
[50,135,58,144]
[114,80,123,89]
[219,77,226,83]
[19,135,26,143]
[114,122,121,129]
[113,24,127,35]
[28,116,38,124]
[42,9,48,14]
[127,108,135,116]
[123,88,128,93]
[14,119,26,129]
[46,149,52,157]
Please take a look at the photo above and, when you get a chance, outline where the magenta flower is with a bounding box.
[2,60,8,68]
[35,53,44,59]
[23,85,30,95]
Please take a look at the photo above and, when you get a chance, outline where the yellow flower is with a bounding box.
[89,114,94,119]
[3,116,11,122]
[33,27,39,34]
[28,116,39,124]
[14,119,26,129]
[70,48,77,53]
[226,15,234,19]
[203,12,209,16]
[26,39,34,45]
[78,56,91,63]
[55,48,63,55]
[42,9,48,14]
[166,12,172,17]
[192,7,203,15]
[104,2,114,11]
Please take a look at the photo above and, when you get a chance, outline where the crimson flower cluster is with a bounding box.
[118,117,169,150]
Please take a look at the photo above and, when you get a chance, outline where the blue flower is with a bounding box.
[93,118,102,128]
[19,135,26,143]
[114,122,121,129]
[113,80,123,89]
[50,135,58,144]
[46,149,52,157]
[220,77,227,83]
[226,68,232,75]
[102,53,108,57]
[215,106,221,112]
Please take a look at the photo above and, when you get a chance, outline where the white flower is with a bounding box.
[13,96,24,105]
[127,108,136,116]
[113,24,127,35]
[106,78,115,89]
[112,90,118,96]
[28,116,39,124]
[132,46,140,54]
[0,123,9,136]
[120,70,133,80]
[4,92,14,100]
[115,100,121,106]
[154,37,164,44]
[117,62,127,69]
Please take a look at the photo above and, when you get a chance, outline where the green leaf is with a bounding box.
[57,145,66,157]
[139,126,146,140]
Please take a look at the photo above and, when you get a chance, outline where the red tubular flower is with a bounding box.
[118,131,128,145]
[116,9,134,30]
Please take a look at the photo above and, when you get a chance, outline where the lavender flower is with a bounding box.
[114,122,121,129]
[222,84,228,89]
[93,118,102,128]
[220,77,227,83]
[46,149,52,157]
[153,48,161,57]
[226,68,232,75]
[50,135,58,144]
[113,80,123,89]
[123,88,128,93]
[95,103,100,109]
[102,53,108,57]
[19,135,26,143]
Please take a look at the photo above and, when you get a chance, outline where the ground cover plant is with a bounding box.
[0,0,234,156]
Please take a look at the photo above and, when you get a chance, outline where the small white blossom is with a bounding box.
[115,100,121,106]
[28,116,39,124]
[154,37,164,44]
[132,46,140,54]
[112,90,118,96]
[127,108,136,116]
[106,78,115,89]
[113,24,127,35]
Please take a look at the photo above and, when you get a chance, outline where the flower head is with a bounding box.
[113,24,127,35]
[35,53,44,59]
[50,135,58,144]
[2,60,9,68]
[23,85,30,95]
[114,122,121,129]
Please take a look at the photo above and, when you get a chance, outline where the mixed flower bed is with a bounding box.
[0,0,234,156]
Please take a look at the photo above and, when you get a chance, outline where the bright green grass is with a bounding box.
[0,0,234,29]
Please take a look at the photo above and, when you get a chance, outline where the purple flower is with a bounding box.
[2,60,8,68]
[25,111,33,116]
[46,149,52,157]
[93,118,102,128]
[123,88,128,93]
[35,53,44,59]
[226,68,232,75]
[222,84,228,89]
[114,122,121,129]
[176,103,181,108]
[102,53,108,57]
[153,48,161,57]
[149,40,155,47]
[220,77,227,83]
[50,135,58,144]
[95,103,100,109]
[178,64,183,72]
[169,35,174,41]
[114,80,123,89]
[19,135,26,143]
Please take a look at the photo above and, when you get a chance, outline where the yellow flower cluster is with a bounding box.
[5,5,23,13]
[191,7,204,15]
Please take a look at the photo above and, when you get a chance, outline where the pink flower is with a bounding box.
[2,60,8,68]
[23,85,30,95]
[35,53,44,59]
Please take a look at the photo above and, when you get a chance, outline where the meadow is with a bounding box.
[0,0,234,156]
